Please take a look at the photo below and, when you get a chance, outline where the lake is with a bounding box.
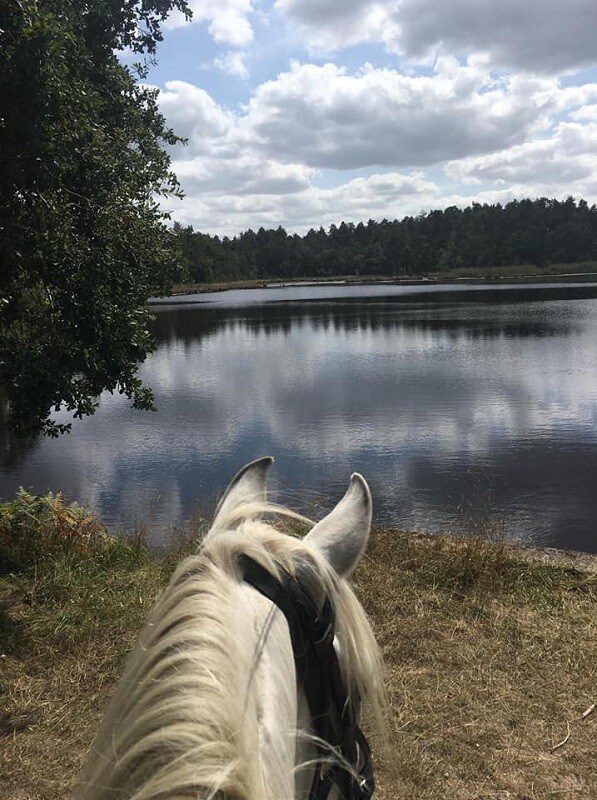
[2,281,597,553]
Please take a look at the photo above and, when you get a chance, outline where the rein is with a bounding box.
[239,555,375,800]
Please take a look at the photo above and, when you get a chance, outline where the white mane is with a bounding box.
[76,500,385,800]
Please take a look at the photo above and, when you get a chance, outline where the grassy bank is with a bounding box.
[1,491,595,799]
[170,261,597,295]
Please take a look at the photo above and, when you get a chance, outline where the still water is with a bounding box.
[2,282,597,552]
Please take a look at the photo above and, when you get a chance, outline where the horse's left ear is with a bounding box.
[211,456,274,529]
[304,473,372,577]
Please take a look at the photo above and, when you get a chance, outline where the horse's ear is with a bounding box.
[211,456,274,527]
[304,473,372,577]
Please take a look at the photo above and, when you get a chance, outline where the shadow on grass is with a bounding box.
[0,600,29,657]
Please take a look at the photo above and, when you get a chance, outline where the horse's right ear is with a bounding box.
[304,473,372,577]
[210,456,274,530]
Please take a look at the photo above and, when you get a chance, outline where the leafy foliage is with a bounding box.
[0,0,190,436]
[0,487,109,572]
[175,197,597,283]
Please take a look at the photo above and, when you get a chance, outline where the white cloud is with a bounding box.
[283,172,439,226]
[276,0,597,73]
[172,154,314,196]
[570,103,597,123]
[446,121,597,194]
[171,169,439,235]
[395,0,597,73]
[241,60,558,169]
[156,61,597,235]
[157,81,234,156]
[274,0,386,53]
[167,0,254,46]
[213,50,250,79]
[158,70,449,227]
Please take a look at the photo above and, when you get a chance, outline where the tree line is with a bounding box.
[173,197,597,283]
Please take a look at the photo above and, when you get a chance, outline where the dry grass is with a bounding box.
[357,531,597,800]
[0,498,595,799]
[0,558,166,798]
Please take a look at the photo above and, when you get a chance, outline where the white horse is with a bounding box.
[76,458,385,800]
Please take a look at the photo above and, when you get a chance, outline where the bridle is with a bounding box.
[240,555,375,800]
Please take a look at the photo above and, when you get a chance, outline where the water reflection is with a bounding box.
[2,287,597,552]
[151,301,576,344]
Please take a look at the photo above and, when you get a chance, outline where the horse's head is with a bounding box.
[207,457,384,799]
[77,458,384,800]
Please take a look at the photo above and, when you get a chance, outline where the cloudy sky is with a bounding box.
[144,1,597,235]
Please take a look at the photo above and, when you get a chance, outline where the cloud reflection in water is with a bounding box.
[2,290,597,552]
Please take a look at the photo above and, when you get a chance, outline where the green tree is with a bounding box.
[0,0,190,436]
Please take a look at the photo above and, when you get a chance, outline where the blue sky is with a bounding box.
[142,0,597,236]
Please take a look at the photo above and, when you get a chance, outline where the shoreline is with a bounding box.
[167,266,597,298]
[518,543,597,573]
[389,528,597,573]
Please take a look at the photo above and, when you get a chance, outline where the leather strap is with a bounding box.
[239,555,375,800]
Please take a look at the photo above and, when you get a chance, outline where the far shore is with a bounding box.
[168,261,597,297]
